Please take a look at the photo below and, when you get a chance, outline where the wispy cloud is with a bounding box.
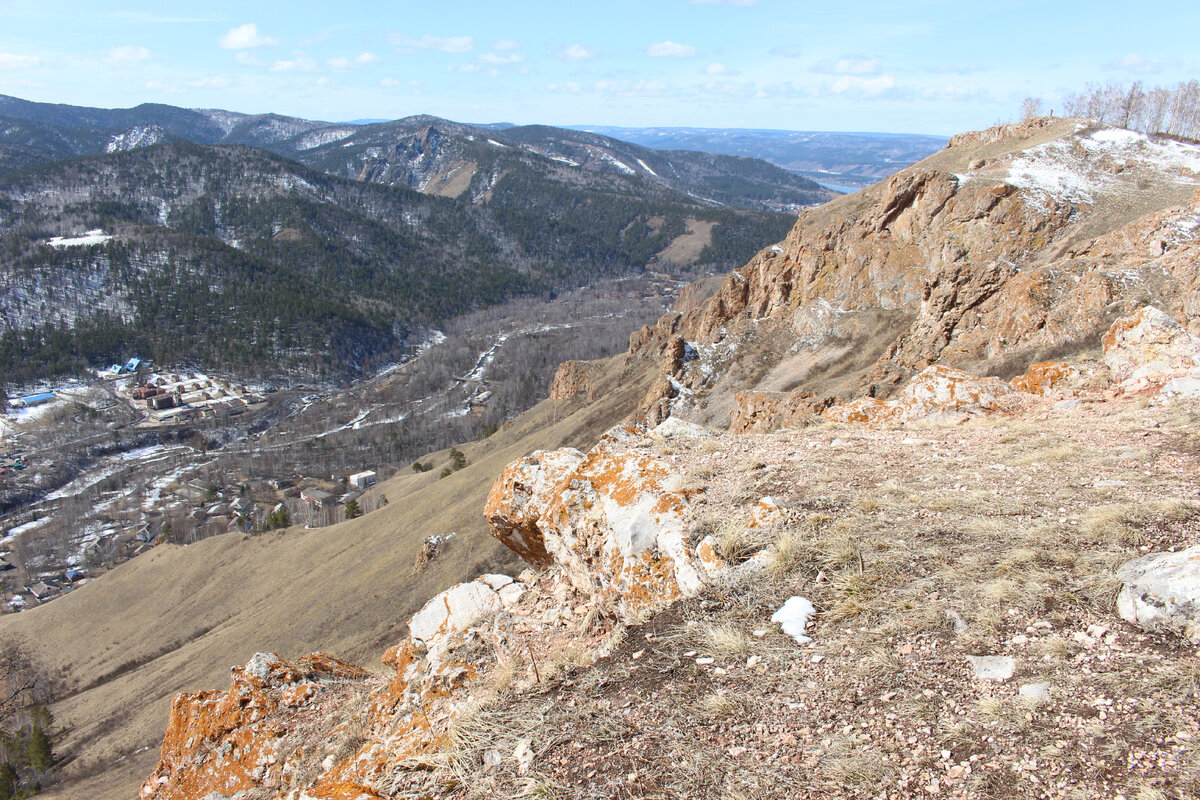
[1103,53,1164,74]
[556,44,598,62]
[0,53,40,69]
[705,63,738,76]
[829,74,895,96]
[390,34,475,53]
[479,52,523,66]
[105,45,152,66]
[769,45,804,58]
[647,41,698,59]
[494,39,522,52]
[269,55,318,72]
[813,57,880,75]
[219,23,278,50]
[327,52,379,71]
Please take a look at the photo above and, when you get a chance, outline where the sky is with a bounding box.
[0,0,1196,135]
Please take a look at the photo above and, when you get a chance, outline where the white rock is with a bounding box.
[1116,544,1200,643]
[1161,377,1200,398]
[1019,682,1050,699]
[653,418,713,438]
[1104,306,1200,382]
[966,655,1016,681]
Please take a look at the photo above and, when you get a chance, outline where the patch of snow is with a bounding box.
[46,230,112,249]
[548,155,582,167]
[997,126,1200,208]
[487,139,508,148]
[771,596,816,645]
[293,127,356,150]
[635,158,659,176]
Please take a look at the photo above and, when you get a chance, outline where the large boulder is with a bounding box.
[486,426,718,619]
[823,364,1019,427]
[1103,306,1200,382]
[1116,545,1200,644]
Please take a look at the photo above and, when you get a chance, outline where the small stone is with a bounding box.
[966,655,1016,681]
[1019,682,1051,700]
[752,629,769,638]
[747,655,762,668]
[696,657,715,665]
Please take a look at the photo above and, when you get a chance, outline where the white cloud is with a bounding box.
[235,51,263,66]
[830,74,895,95]
[493,39,522,51]
[106,45,151,66]
[769,45,804,58]
[1103,53,1163,74]
[556,44,598,62]
[814,57,880,75]
[187,76,233,89]
[0,53,40,69]
[647,41,698,59]
[219,23,277,50]
[705,62,737,75]
[327,52,379,71]
[269,55,318,73]
[380,77,400,86]
[479,52,523,66]
[390,34,474,53]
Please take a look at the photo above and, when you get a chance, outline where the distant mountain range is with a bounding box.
[0,96,826,384]
[574,125,947,188]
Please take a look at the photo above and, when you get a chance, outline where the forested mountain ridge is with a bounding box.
[0,140,796,383]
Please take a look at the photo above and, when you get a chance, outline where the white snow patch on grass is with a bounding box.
[636,158,658,176]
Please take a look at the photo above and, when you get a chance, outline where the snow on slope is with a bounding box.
[993,127,1200,206]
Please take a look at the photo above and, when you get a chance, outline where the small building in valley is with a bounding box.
[349,470,377,489]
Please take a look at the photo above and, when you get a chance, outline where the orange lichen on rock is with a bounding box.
[1011,361,1078,395]
[140,652,370,800]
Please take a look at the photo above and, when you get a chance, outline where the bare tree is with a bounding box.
[1020,97,1042,121]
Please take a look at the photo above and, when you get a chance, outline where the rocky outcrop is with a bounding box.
[823,364,1021,427]
[1117,545,1200,644]
[1103,306,1200,382]
[143,425,728,800]
[141,653,372,800]
[548,360,597,401]
[728,390,821,433]
[485,426,719,616]
[626,121,1200,428]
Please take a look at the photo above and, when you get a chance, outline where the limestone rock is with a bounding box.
[1103,306,1200,382]
[966,655,1016,681]
[823,364,1019,427]
[1116,545,1200,644]
[486,426,719,619]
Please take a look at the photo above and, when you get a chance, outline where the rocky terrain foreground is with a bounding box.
[139,308,1200,799]
[34,115,1200,799]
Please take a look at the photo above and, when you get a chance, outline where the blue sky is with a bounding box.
[0,0,1195,135]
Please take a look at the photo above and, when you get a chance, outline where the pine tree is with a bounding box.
[27,724,51,773]
[0,761,15,800]
[344,499,361,520]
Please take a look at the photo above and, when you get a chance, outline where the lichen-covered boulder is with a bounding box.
[823,364,1019,427]
[485,426,719,620]
[1116,545,1200,644]
[1103,306,1200,382]
[1011,361,1078,395]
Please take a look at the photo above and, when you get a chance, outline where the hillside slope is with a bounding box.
[3,355,656,800]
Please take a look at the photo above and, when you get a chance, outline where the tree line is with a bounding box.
[1022,79,1200,139]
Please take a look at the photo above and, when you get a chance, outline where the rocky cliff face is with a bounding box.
[627,118,1200,429]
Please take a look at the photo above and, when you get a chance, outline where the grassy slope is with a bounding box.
[8,355,654,800]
